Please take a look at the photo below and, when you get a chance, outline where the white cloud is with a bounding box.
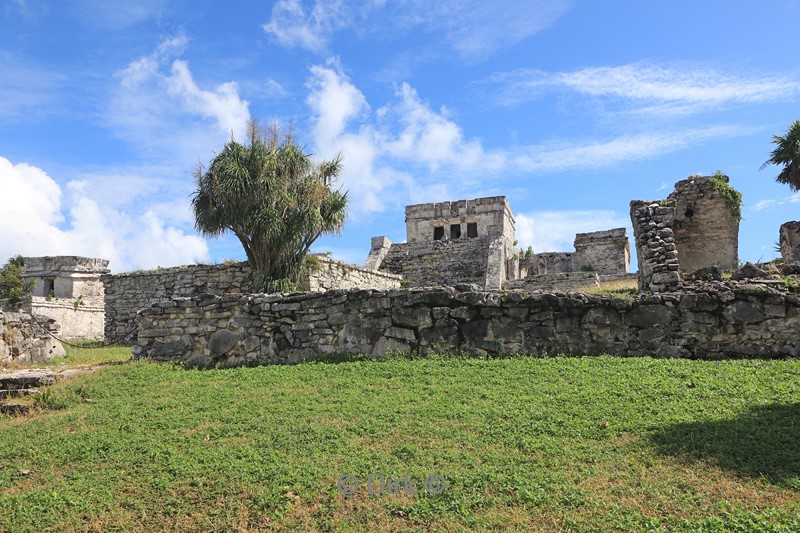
[111,34,250,160]
[166,60,250,137]
[0,157,208,272]
[381,83,504,171]
[516,210,629,254]
[263,0,570,60]
[752,192,800,212]
[306,63,505,212]
[485,63,800,113]
[305,63,758,214]
[511,125,750,173]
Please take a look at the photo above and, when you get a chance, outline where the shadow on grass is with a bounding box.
[649,403,800,488]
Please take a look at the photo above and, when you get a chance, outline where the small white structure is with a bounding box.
[22,256,109,340]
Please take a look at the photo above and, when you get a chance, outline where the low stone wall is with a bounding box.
[104,258,401,343]
[133,281,800,367]
[1,309,65,367]
[303,256,401,292]
[24,298,105,340]
[102,262,253,342]
[504,272,600,291]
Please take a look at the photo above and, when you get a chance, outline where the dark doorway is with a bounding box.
[450,224,461,239]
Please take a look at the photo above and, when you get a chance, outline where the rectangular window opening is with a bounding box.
[433,226,444,240]
[450,224,461,239]
[467,222,478,238]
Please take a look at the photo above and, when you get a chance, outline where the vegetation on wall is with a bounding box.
[192,120,348,293]
[711,171,743,223]
[0,255,33,305]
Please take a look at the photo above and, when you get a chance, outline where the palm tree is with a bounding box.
[192,120,347,293]
[762,119,800,192]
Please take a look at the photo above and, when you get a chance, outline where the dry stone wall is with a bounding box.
[104,257,399,342]
[133,281,800,367]
[102,262,252,342]
[630,200,681,292]
[504,272,600,291]
[378,237,493,288]
[1,309,65,366]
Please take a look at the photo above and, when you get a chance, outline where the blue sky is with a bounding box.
[2,0,800,273]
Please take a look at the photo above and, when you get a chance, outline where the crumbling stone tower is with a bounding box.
[366,196,516,289]
[630,175,741,291]
[668,175,740,273]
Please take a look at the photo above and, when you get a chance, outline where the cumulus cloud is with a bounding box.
[263,0,570,60]
[305,62,760,214]
[0,157,208,272]
[306,63,508,212]
[515,210,630,254]
[111,34,250,160]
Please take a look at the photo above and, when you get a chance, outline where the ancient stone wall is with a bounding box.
[303,256,401,291]
[668,175,739,272]
[378,237,493,288]
[504,272,600,292]
[572,228,630,274]
[630,200,681,292]
[534,252,574,275]
[780,221,800,265]
[22,299,104,340]
[102,262,252,342]
[104,258,399,342]
[1,309,65,367]
[133,282,800,367]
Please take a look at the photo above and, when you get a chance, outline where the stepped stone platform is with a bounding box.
[0,366,100,416]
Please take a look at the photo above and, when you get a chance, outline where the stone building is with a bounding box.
[529,229,630,276]
[630,174,741,292]
[367,196,630,290]
[366,196,517,289]
[22,256,109,340]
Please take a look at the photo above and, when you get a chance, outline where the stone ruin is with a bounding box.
[509,228,633,291]
[366,196,630,291]
[1,309,65,367]
[366,196,517,289]
[630,175,741,292]
[21,256,109,339]
[780,221,800,266]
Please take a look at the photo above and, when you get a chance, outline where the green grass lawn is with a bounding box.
[1,350,800,531]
